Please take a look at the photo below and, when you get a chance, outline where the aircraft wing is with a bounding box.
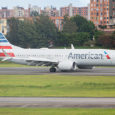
[1,49,58,66]
[2,56,58,66]
[25,57,58,66]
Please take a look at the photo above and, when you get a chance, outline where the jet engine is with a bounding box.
[58,61,76,71]
[77,65,94,69]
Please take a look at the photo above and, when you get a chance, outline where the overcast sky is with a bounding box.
[0,0,90,9]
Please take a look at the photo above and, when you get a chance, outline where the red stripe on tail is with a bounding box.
[0,53,15,57]
[0,46,12,49]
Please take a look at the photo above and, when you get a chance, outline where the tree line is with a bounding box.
[7,15,115,48]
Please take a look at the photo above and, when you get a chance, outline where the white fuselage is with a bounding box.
[3,48,115,66]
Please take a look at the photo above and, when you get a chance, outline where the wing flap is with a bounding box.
[25,57,58,66]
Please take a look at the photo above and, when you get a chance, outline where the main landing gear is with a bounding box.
[49,67,56,72]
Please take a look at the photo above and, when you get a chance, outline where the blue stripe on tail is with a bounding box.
[0,33,5,39]
[0,40,8,42]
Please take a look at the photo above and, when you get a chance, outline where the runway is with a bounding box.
[0,67,115,76]
[0,97,115,108]
[0,68,115,108]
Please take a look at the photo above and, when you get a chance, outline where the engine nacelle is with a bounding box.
[58,61,76,71]
[77,65,94,69]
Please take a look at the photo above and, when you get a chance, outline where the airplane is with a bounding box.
[0,32,115,72]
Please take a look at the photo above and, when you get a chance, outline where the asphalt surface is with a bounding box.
[0,67,115,76]
[0,97,115,108]
[0,67,115,108]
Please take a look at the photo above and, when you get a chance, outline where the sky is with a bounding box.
[0,0,90,9]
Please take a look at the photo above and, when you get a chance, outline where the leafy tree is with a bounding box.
[58,32,90,47]
[58,15,95,47]
[71,15,96,36]
[96,33,115,48]
[63,16,77,33]
[7,18,20,45]
[7,16,58,48]
[113,31,115,35]
[7,15,97,48]
[7,18,37,48]
[34,15,58,47]
[17,20,38,48]
[111,32,115,48]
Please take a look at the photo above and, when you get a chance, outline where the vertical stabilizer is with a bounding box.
[0,33,15,57]
[0,33,12,49]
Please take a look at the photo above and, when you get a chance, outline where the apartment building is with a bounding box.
[29,5,41,16]
[13,6,30,17]
[50,16,64,31]
[41,6,59,17]
[0,18,8,35]
[77,7,88,19]
[110,0,115,24]
[60,4,73,17]
[0,6,30,18]
[90,0,115,26]
[0,7,14,18]
[60,4,88,19]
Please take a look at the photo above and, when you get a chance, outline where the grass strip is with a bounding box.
[0,75,115,97]
[0,108,115,115]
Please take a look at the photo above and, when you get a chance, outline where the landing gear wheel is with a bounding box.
[50,68,56,72]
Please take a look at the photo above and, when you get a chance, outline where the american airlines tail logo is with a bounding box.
[104,51,111,59]
[0,33,15,57]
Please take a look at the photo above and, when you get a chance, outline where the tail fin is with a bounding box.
[0,32,23,49]
[0,33,12,49]
[0,33,15,58]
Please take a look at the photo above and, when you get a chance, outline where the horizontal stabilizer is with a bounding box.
[1,48,10,57]
[1,48,12,61]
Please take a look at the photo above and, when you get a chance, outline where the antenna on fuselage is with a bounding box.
[71,44,75,49]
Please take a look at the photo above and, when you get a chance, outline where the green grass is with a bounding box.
[0,62,33,67]
[0,75,115,97]
[0,108,115,115]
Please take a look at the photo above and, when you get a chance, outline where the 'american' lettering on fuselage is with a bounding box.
[68,52,103,60]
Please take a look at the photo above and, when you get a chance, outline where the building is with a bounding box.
[0,6,30,18]
[0,18,8,35]
[50,16,64,31]
[29,5,41,16]
[109,0,115,25]
[13,6,30,18]
[60,4,88,19]
[90,0,115,26]
[0,7,14,18]
[77,7,88,19]
[60,4,73,17]
[50,7,59,17]
[88,4,91,20]
[42,6,59,17]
